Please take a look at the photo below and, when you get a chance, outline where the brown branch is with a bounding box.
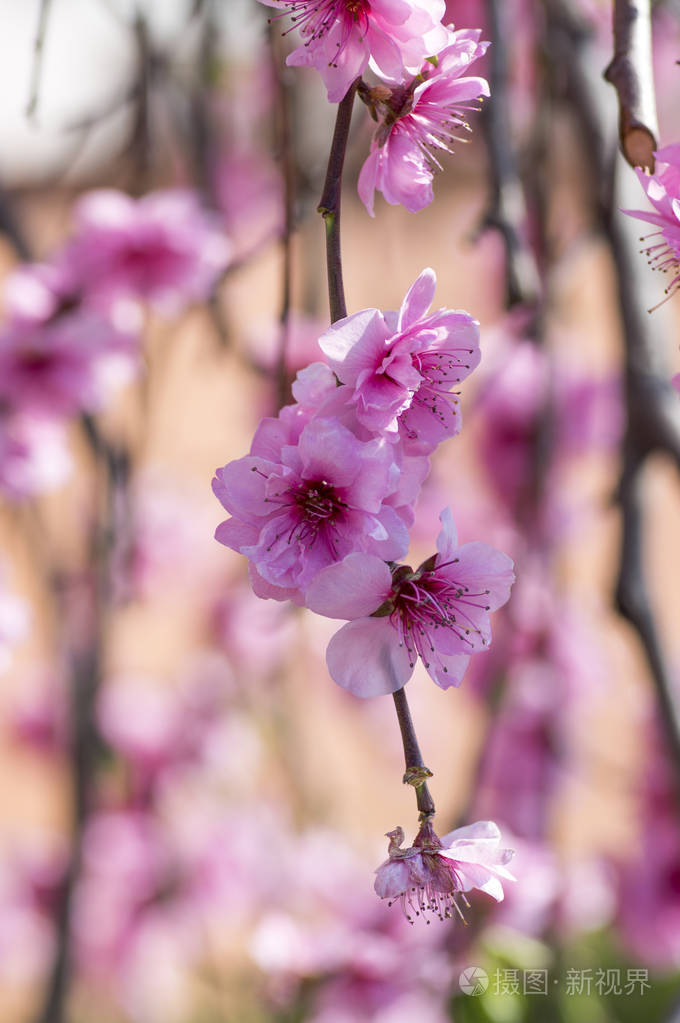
[32,418,124,1023]
[481,0,540,308]
[604,0,659,170]
[269,23,296,409]
[25,0,53,119]
[317,81,358,324]
[392,688,435,817]
[546,0,680,789]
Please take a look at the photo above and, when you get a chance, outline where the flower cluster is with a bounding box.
[0,190,230,501]
[213,269,514,698]
[261,0,489,213]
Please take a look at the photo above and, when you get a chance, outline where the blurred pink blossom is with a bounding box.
[213,582,296,675]
[0,409,72,499]
[216,149,283,260]
[0,569,29,673]
[8,673,67,753]
[616,726,680,968]
[64,189,231,316]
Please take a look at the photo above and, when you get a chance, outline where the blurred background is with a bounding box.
[1,0,680,1021]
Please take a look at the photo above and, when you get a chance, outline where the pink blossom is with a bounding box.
[318,269,480,454]
[64,189,231,315]
[213,412,410,603]
[8,673,67,753]
[262,0,448,103]
[0,410,72,500]
[623,144,680,303]
[0,261,139,419]
[306,508,514,696]
[358,28,489,215]
[374,819,515,922]
[475,329,622,513]
[0,570,30,674]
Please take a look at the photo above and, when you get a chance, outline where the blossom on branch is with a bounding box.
[318,268,480,453]
[358,27,489,214]
[374,819,515,923]
[261,0,448,103]
[306,507,514,696]
[213,411,410,604]
[624,143,680,305]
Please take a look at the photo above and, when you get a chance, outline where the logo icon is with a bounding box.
[459,966,489,996]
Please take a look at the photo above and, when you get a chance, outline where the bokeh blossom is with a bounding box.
[63,189,231,316]
[307,508,514,696]
[374,819,515,922]
[0,410,73,500]
[319,268,480,453]
[261,0,448,103]
[358,27,489,214]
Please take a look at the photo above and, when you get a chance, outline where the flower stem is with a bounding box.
[392,687,435,818]
[318,80,358,324]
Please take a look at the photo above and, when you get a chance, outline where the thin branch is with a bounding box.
[269,23,296,409]
[392,688,435,818]
[481,0,540,308]
[32,417,124,1023]
[604,0,659,170]
[25,0,53,119]
[317,81,358,324]
[546,0,680,789]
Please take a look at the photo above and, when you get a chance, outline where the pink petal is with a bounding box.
[214,517,258,550]
[358,148,380,218]
[426,651,470,689]
[212,458,270,519]
[305,554,392,619]
[318,309,389,382]
[374,857,412,899]
[325,617,412,698]
[435,506,459,557]
[398,268,436,330]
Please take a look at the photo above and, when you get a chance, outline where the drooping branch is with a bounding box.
[32,417,125,1023]
[392,687,435,818]
[604,0,659,170]
[546,0,680,788]
[481,0,540,309]
[269,23,296,409]
[25,0,53,119]
[318,81,358,324]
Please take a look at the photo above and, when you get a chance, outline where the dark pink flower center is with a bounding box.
[386,561,491,671]
[273,0,371,43]
[259,467,347,552]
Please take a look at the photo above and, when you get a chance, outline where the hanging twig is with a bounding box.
[32,418,125,1023]
[25,0,53,119]
[318,82,358,324]
[392,688,435,817]
[547,0,680,788]
[604,0,659,170]
[269,23,296,409]
[481,0,540,308]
